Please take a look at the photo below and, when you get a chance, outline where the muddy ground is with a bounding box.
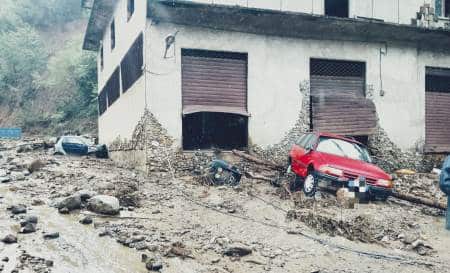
[0,140,449,273]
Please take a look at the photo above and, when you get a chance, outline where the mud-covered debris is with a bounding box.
[144,256,163,271]
[20,215,38,227]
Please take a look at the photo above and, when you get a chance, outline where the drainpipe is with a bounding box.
[447,198,450,230]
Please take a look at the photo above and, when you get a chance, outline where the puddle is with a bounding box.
[0,185,147,273]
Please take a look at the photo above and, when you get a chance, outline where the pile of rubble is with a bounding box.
[394,173,447,205]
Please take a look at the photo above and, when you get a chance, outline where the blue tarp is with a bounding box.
[0,128,22,139]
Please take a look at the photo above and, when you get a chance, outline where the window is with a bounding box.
[316,137,372,163]
[121,33,143,93]
[110,20,115,50]
[446,0,450,17]
[127,0,135,21]
[325,0,349,18]
[100,45,104,70]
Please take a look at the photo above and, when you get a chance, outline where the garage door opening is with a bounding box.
[310,58,377,137]
[425,67,450,153]
[183,112,248,150]
[181,49,248,151]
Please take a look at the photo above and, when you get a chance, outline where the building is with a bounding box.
[83,0,450,163]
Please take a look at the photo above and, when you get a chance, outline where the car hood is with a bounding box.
[317,152,391,180]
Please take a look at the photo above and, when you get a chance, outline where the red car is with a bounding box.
[288,132,393,201]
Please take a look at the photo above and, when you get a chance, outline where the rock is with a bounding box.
[31,199,45,206]
[16,145,32,153]
[24,215,38,224]
[0,176,11,183]
[2,257,9,262]
[1,234,17,244]
[10,172,25,181]
[43,232,59,239]
[58,207,69,214]
[223,243,252,257]
[20,223,36,234]
[45,260,54,267]
[79,216,93,225]
[145,259,163,271]
[75,190,98,202]
[336,188,356,209]
[27,159,45,173]
[56,195,82,211]
[10,205,27,214]
[87,195,120,215]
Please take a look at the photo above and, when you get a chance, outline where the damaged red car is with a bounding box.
[288,132,393,201]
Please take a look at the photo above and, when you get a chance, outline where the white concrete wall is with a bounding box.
[146,20,450,150]
[96,0,148,144]
[191,0,436,24]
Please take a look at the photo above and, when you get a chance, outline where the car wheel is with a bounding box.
[302,172,318,197]
[289,175,304,192]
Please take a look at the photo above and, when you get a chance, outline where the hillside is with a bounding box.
[0,0,97,136]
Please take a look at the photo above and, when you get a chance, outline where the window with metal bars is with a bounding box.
[120,33,143,93]
[310,59,365,77]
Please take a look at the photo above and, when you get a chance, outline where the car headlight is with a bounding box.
[319,166,343,177]
[376,179,393,188]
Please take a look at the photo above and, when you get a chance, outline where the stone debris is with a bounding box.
[56,195,82,211]
[223,243,253,257]
[43,232,60,240]
[1,234,17,244]
[79,215,93,225]
[87,195,120,215]
[9,204,27,215]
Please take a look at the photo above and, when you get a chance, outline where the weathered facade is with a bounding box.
[84,0,450,171]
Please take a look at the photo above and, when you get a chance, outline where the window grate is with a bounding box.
[310,59,365,77]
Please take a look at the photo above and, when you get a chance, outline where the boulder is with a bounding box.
[1,234,17,244]
[27,159,45,173]
[87,195,120,215]
[75,190,98,202]
[20,223,36,234]
[43,232,60,240]
[10,205,27,215]
[223,243,252,257]
[56,195,82,211]
[79,216,93,225]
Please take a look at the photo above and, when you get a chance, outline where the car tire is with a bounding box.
[302,172,318,197]
[289,175,304,192]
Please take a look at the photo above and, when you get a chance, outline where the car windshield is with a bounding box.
[316,137,372,163]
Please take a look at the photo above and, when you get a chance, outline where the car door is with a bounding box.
[291,133,315,177]
[62,137,88,155]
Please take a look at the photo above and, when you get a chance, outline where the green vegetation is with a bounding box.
[0,0,97,135]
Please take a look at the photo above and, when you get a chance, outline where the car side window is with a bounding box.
[298,134,310,148]
[303,134,315,149]
[296,134,307,146]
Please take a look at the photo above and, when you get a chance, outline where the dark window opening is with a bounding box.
[182,112,248,150]
[121,33,143,93]
[100,45,104,70]
[98,89,108,116]
[426,67,450,93]
[102,67,121,107]
[445,0,450,17]
[325,0,349,18]
[351,135,369,146]
[110,20,115,50]
[127,0,135,21]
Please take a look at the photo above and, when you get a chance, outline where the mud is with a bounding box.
[0,139,450,273]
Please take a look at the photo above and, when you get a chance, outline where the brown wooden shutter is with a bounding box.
[121,33,143,93]
[310,59,376,136]
[425,67,450,153]
[181,49,248,116]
